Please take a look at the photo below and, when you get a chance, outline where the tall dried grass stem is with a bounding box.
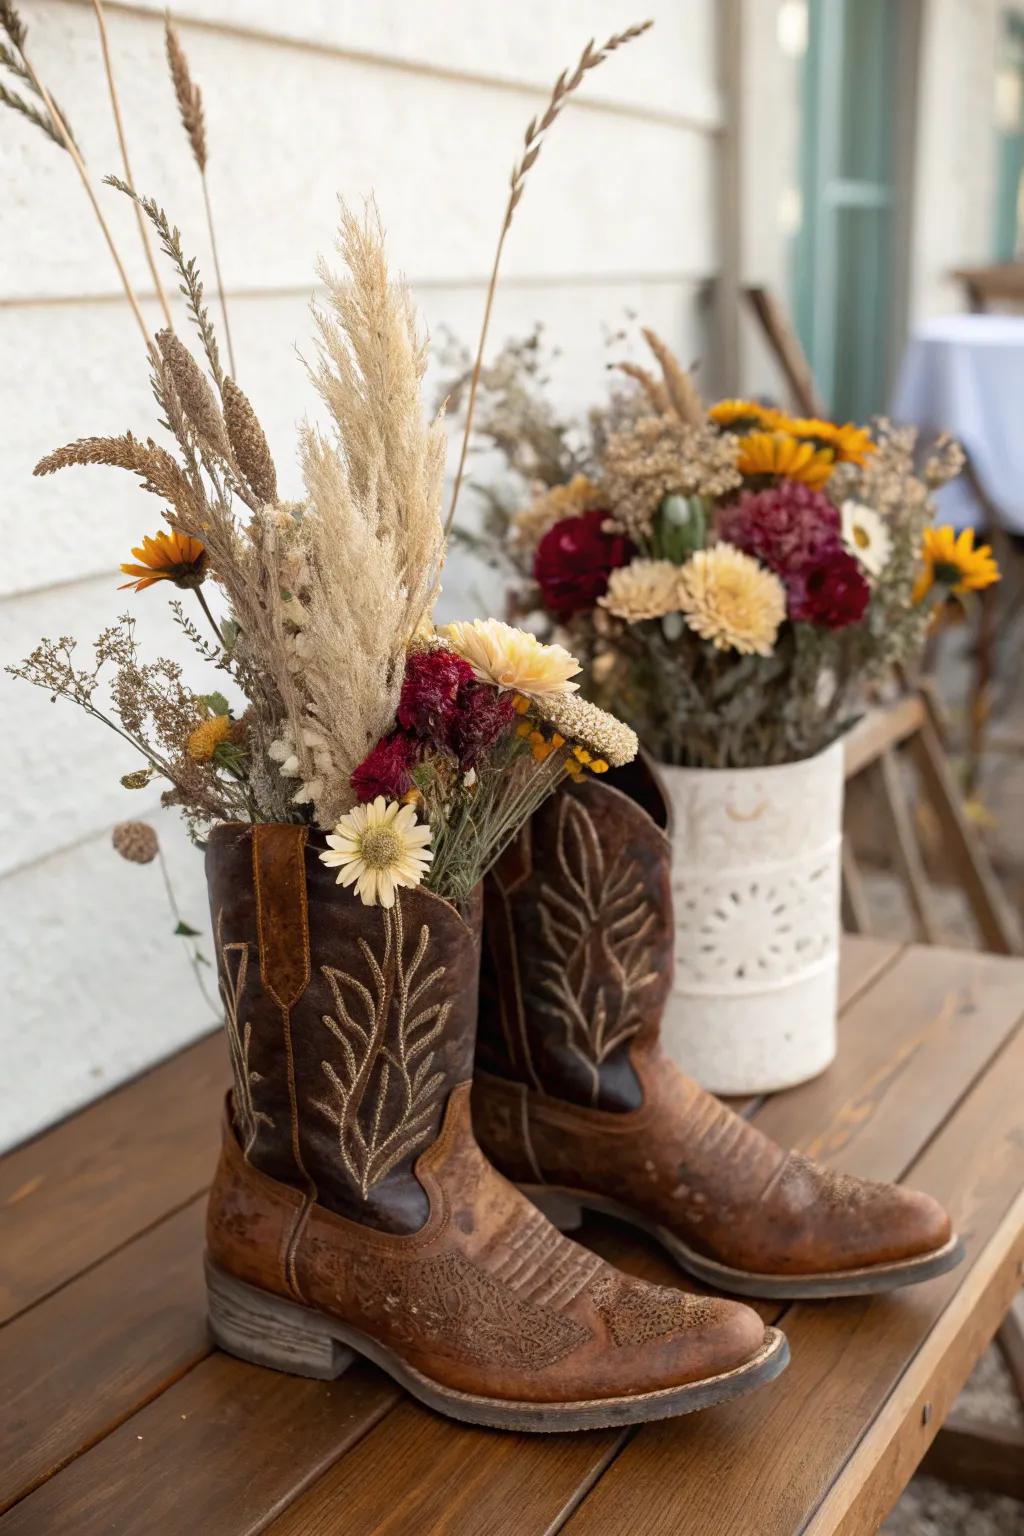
[641,326,704,425]
[91,0,173,328]
[444,19,653,536]
[165,13,236,376]
[222,377,278,505]
[613,361,670,414]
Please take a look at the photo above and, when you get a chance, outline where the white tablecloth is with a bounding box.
[891,313,1024,532]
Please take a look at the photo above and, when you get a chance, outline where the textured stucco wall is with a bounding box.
[0,0,724,1150]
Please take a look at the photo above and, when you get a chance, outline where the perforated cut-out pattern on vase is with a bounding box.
[658,741,844,1095]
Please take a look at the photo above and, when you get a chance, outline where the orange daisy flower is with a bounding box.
[119,530,206,592]
[736,430,835,491]
[783,417,877,466]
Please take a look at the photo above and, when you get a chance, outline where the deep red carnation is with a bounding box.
[447,683,516,769]
[351,731,418,803]
[717,481,841,578]
[397,648,475,738]
[788,551,870,630]
[534,510,634,618]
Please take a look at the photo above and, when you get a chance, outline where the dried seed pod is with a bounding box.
[112,820,159,864]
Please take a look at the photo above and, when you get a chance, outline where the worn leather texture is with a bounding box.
[474,771,952,1278]
[207,822,482,1235]
[478,761,674,1112]
[207,1085,767,1402]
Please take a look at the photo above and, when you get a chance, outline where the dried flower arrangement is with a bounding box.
[3,3,648,909]
[440,331,999,768]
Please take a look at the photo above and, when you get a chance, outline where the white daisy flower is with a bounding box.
[841,500,892,579]
[319,796,432,908]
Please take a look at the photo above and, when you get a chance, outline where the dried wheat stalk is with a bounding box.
[0,1,153,355]
[165,13,236,376]
[641,326,704,425]
[222,377,278,505]
[34,433,200,522]
[613,360,671,414]
[445,19,653,535]
[91,0,172,328]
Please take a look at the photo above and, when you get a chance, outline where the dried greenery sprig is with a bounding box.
[90,0,173,328]
[0,0,154,355]
[165,13,236,376]
[445,19,653,536]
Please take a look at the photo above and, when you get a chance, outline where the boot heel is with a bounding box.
[205,1259,354,1381]
[524,1185,584,1232]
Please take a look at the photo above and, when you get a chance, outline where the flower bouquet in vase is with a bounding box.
[443,331,998,1093]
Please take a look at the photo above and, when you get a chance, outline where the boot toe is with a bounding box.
[882,1185,952,1262]
[588,1274,770,1392]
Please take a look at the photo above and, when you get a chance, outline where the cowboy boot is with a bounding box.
[203,821,787,1431]
[473,764,964,1299]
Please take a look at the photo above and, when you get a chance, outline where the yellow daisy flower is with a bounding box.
[319,797,432,908]
[784,417,876,466]
[119,529,206,591]
[737,430,836,490]
[913,526,1000,604]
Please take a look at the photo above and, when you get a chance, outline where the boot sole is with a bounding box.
[205,1257,789,1431]
[519,1186,965,1300]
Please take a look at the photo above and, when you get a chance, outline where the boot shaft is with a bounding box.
[478,760,673,1111]
[207,822,481,1232]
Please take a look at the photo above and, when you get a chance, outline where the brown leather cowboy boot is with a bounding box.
[473,765,964,1300]
[204,821,787,1430]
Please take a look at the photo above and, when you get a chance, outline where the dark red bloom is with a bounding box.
[351,731,418,802]
[397,648,475,738]
[447,683,515,769]
[533,510,634,618]
[717,481,841,577]
[788,551,870,630]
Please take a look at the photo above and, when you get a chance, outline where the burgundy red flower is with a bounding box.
[533,510,634,618]
[717,481,841,575]
[397,648,474,738]
[788,552,870,630]
[351,731,418,802]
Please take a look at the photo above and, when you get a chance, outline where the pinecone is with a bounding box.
[111,821,159,865]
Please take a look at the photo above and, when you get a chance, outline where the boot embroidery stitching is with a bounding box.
[315,893,451,1197]
[215,910,274,1158]
[590,1273,718,1346]
[335,1247,590,1369]
[532,796,659,1104]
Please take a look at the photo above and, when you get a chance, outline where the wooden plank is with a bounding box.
[753,944,1024,1181]
[874,749,942,945]
[842,696,925,781]
[836,934,899,1006]
[919,1412,1024,1501]
[0,1199,208,1514]
[995,1294,1024,1403]
[559,1021,1024,1536]
[906,716,1019,955]
[263,1400,626,1536]
[0,1029,226,1324]
[0,1355,399,1536]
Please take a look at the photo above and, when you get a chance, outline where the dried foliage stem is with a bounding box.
[165,12,236,376]
[156,845,220,1019]
[17,42,154,357]
[91,0,173,329]
[444,19,653,537]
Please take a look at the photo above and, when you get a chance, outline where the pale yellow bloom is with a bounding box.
[678,543,786,656]
[441,617,580,698]
[319,796,432,908]
[599,559,682,623]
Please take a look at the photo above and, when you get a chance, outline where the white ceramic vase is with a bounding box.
[658,739,844,1095]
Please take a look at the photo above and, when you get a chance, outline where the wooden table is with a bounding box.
[2,936,1023,1535]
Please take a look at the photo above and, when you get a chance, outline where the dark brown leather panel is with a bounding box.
[207,822,482,1234]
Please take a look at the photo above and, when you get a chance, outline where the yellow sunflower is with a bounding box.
[912,526,1000,604]
[708,399,780,432]
[783,417,876,466]
[119,530,206,591]
[736,430,835,490]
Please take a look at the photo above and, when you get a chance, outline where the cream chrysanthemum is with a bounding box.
[441,618,580,697]
[840,500,892,579]
[677,543,786,656]
[599,559,682,623]
[530,692,638,768]
[319,797,432,907]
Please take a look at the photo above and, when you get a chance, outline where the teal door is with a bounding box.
[791,0,901,422]
[992,12,1024,261]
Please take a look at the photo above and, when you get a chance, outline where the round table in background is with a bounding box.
[891,313,1024,532]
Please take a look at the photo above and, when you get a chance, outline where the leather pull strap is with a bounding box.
[252,824,311,1009]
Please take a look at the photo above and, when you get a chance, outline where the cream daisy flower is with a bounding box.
[678,543,786,657]
[599,559,682,623]
[440,617,580,698]
[841,500,892,579]
[320,797,432,908]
